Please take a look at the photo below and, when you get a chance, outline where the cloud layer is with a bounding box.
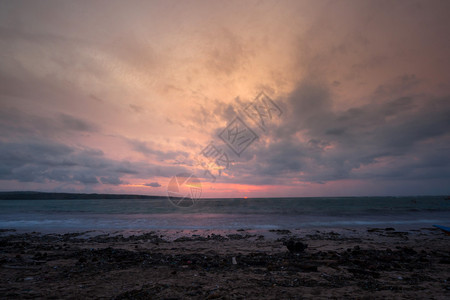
[0,0,449,196]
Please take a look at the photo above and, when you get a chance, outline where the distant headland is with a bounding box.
[0,191,162,200]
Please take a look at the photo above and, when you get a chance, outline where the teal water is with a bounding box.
[0,196,448,231]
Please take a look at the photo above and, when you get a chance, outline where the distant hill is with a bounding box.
[0,191,164,200]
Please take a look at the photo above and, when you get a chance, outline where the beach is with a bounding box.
[1,227,449,299]
[2,1,450,299]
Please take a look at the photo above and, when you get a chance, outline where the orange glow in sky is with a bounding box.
[0,1,449,197]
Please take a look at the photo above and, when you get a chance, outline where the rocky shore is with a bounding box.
[0,227,449,299]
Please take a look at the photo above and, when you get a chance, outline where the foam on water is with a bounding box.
[0,196,448,232]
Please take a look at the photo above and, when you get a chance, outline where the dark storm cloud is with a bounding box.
[144,182,161,188]
[128,139,188,161]
[112,162,140,175]
[59,113,99,132]
[0,140,188,185]
[100,176,123,185]
[230,79,450,184]
[373,74,421,99]
[0,107,99,139]
[73,173,99,185]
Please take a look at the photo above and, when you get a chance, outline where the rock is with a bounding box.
[347,268,380,278]
[293,264,318,272]
[269,229,291,235]
[207,292,222,299]
[283,239,308,253]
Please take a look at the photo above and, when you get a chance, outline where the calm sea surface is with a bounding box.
[0,196,448,232]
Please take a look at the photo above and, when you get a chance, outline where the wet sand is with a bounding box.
[0,227,449,299]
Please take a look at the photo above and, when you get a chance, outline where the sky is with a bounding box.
[0,0,449,197]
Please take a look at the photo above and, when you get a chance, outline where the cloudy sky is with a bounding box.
[0,0,449,197]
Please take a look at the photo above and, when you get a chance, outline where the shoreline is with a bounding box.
[1,227,449,299]
[1,211,448,234]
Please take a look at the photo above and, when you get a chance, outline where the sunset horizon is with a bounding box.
[1,2,450,297]
[1,1,449,198]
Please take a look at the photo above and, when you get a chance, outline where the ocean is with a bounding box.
[0,196,449,232]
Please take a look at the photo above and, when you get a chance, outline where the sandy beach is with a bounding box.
[0,227,449,299]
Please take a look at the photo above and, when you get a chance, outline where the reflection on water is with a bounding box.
[0,196,448,232]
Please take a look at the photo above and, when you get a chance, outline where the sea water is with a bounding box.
[0,196,448,232]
